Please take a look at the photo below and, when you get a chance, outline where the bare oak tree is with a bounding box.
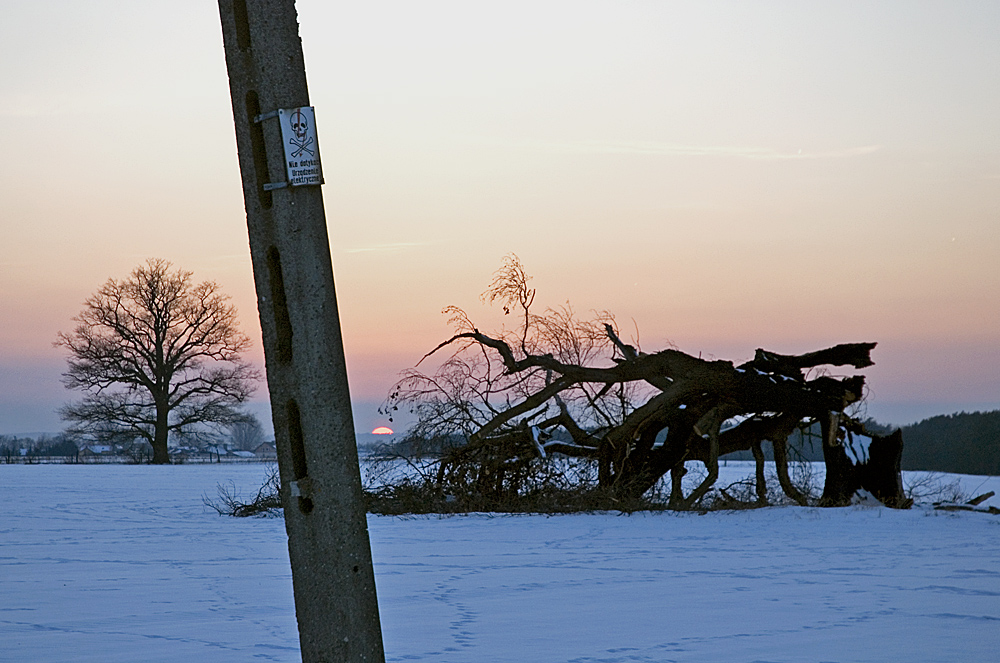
[57,259,260,464]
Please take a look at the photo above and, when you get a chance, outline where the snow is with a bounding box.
[844,433,872,466]
[2,464,999,663]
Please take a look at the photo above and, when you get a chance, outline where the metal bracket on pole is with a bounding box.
[253,109,280,123]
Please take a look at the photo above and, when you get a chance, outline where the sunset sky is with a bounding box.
[1,0,998,435]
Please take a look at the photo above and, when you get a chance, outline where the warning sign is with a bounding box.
[278,107,323,187]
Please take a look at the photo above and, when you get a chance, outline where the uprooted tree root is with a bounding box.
[376,254,912,513]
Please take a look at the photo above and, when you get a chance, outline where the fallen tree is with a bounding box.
[383,255,910,511]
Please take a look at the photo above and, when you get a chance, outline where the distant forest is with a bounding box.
[723,410,1000,477]
[898,410,1000,476]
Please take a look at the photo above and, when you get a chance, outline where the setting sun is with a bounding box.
[371,426,394,435]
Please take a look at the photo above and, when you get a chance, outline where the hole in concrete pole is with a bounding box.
[286,399,314,514]
[287,400,308,479]
[233,0,251,51]
[266,246,293,364]
[244,90,273,210]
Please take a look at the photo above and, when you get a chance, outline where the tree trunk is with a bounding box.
[668,462,686,509]
[772,437,809,506]
[681,419,720,509]
[819,419,911,509]
[751,440,767,505]
[151,403,170,464]
[819,412,859,506]
[859,430,912,509]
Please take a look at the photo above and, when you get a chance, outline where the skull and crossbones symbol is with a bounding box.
[288,109,315,158]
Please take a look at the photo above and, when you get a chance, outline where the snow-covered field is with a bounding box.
[2,464,998,663]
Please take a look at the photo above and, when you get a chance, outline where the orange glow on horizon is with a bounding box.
[371,426,394,435]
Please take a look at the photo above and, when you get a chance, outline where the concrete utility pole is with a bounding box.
[217,2,385,661]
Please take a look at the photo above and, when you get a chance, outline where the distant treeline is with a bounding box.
[899,410,1000,476]
[0,434,79,462]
